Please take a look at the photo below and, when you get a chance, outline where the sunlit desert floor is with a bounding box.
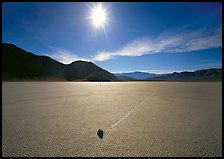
[2,82,222,157]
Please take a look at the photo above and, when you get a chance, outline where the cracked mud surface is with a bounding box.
[2,82,222,157]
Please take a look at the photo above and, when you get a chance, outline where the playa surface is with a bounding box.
[2,82,222,157]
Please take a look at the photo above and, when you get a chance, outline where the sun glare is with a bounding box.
[90,3,107,28]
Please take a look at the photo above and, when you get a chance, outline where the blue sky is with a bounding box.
[2,2,222,73]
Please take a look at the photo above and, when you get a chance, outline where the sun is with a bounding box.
[90,3,107,28]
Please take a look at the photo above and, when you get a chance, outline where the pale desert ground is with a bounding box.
[2,82,222,157]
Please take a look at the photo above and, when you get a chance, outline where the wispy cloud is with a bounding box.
[93,26,222,61]
[43,26,222,64]
[44,47,90,64]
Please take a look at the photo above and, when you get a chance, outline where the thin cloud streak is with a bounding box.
[44,26,221,64]
[45,47,90,64]
[93,26,222,61]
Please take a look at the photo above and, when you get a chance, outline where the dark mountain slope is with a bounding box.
[2,43,117,81]
[2,43,65,80]
[63,61,117,81]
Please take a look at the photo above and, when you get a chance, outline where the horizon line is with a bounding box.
[111,68,222,75]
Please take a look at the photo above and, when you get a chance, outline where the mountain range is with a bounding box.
[148,69,222,81]
[114,71,167,80]
[2,43,222,81]
[2,43,118,81]
[114,69,222,81]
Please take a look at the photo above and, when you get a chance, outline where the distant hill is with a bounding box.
[63,61,118,81]
[2,43,118,81]
[113,75,135,81]
[149,68,222,81]
[114,69,222,81]
[114,71,165,80]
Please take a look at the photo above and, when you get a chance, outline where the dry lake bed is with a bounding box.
[2,82,222,157]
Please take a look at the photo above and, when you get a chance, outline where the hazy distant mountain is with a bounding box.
[2,43,118,81]
[149,69,222,81]
[114,71,165,80]
[115,69,222,81]
[113,75,135,81]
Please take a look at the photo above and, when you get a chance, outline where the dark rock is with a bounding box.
[97,129,104,139]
